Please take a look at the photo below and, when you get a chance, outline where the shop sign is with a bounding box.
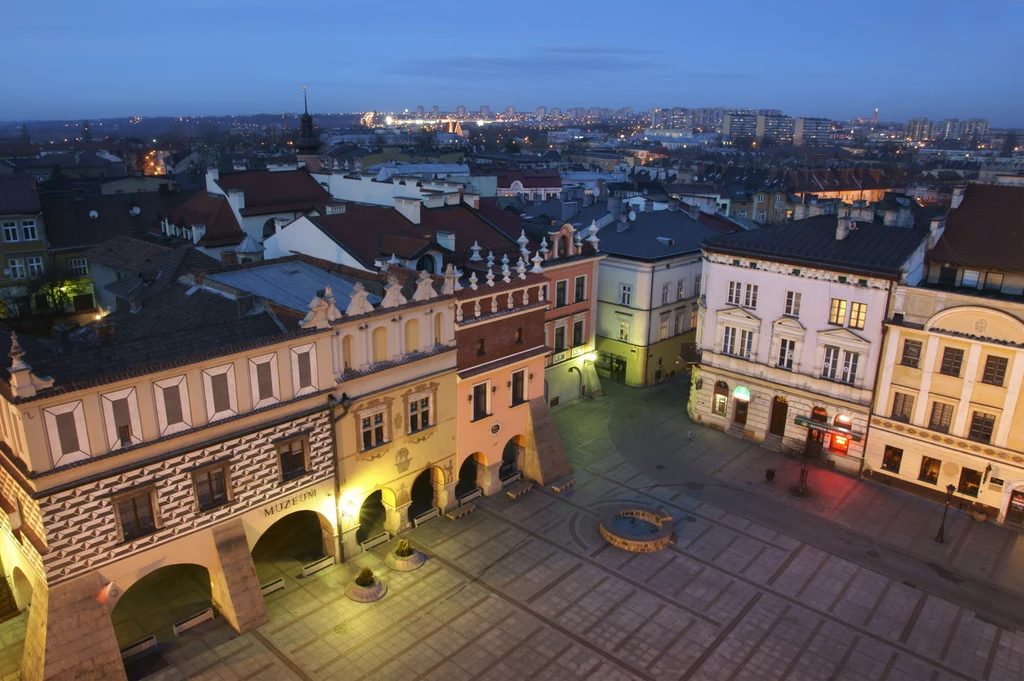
[263,488,318,517]
[732,386,750,402]
[793,416,863,442]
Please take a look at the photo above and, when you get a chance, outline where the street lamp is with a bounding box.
[934,483,957,543]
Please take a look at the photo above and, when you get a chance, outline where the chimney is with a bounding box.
[668,198,680,211]
[191,223,206,245]
[836,215,854,241]
[395,197,421,225]
[560,201,579,222]
[462,193,480,209]
[221,249,238,266]
[435,231,455,251]
[236,294,254,317]
[951,185,967,210]
[607,196,621,215]
[443,192,460,206]
[928,217,947,249]
[226,188,245,211]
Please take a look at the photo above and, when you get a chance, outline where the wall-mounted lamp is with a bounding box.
[491,386,497,393]
[466,394,473,402]
[506,381,512,388]
[529,373,534,381]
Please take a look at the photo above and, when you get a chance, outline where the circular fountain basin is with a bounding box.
[599,505,675,552]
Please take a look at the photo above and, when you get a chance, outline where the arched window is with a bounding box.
[404,318,419,354]
[372,327,388,364]
[831,414,852,455]
[262,218,277,239]
[712,381,729,416]
[416,255,435,273]
[433,312,443,345]
[558,235,570,258]
[342,334,354,371]
[811,406,828,423]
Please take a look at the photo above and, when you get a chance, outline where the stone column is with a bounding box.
[340,525,362,562]
[209,519,268,635]
[383,500,412,535]
[21,571,126,681]
[434,480,459,513]
[479,461,503,496]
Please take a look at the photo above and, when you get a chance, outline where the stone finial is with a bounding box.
[574,230,583,249]
[453,267,464,291]
[469,271,479,290]
[501,257,511,283]
[531,251,544,273]
[413,270,438,302]
[441,263,457,295]
[486,251,495,267]
[517,230,529,248]
[523,287,530,304]
[388,253,400,266]
[9,331,28,373]
[474,299,482,317]
[301,286,344,328]
[485,267,495,287]
[345,282,375,316]
[8,331,53,398]
[539,237,549,254]
[455,304,464,322]
[516,256,527,280]
[500,253,509,267]
[586,220,600,251]
[469,241,483,261]
[381,274,408,308]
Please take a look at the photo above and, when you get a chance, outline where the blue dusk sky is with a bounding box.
[2,0,1023,125]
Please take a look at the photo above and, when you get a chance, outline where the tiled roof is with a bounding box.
[0,175,40,214]
[701,216,928,278]
[83,236,176,272]
[163,191,245,248]
[928,184,1023,273]
[215,169,330,217]
[41,190,192,252]
[598,210,720,261]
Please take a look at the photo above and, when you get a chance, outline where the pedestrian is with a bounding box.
[687,429,692,442]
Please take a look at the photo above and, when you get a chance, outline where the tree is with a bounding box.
[505,138,519,154]
[26,267,92,317]
[1001,131,1018,158]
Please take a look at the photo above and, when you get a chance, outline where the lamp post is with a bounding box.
[934,483,956,543]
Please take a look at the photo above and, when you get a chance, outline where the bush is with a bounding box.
[394,539,415,558]
[355,567,375,587]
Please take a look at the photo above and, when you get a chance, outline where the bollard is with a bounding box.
[765,467,776,482]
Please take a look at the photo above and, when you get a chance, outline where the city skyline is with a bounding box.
[3,0,1023,126]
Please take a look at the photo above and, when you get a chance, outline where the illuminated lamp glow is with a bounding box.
[732,386,751,401]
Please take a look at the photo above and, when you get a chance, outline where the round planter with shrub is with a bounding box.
[345,567,387,602]
[384,539,426,572]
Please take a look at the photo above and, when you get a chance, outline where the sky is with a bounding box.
[2,0,1023,126]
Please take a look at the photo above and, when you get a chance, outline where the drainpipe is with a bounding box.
[860,281,895,477]
[327,392,353,561]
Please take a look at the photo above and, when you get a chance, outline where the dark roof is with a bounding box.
[496,169,562,189]
[701,216,928,278]
[215,169,330,217]
[41,190,193,252]
[17,151,125,173]
[597,210,721,260]
[0,175,40,215]
[163,192,245,247]
[928,184,1023,273]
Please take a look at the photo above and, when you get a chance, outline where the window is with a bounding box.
[841,351,859,385]
[958,467,982,497]
[777,338,795,370]
[2,222,18,242]
[960,269,980,288]
[673,311,682,336]
[514,327,523,344]
[890,392,914,422]
[659,314,669,341]
[822,345,840,380]
[691,305,698,329]
[723,326,736,356]
[116,489,156,541]
[849,302,867,330]
[43,401,90,465]
[919,456,941,484]
[574,275,586,303]
[291,344,317,396]
[881,446,903,473]
[277,438,307,481]
[553,326,565,352]
[249,353,278,409]
[409,395,431,432]
[572,319,584,347]
[472,382,490,421]
[476,338,486,356]
[928,402,954,433]
[900,340,922,368]
[756,194,765,203]
[7,259,25,280]
[757,211,766,222]
[21,220,37,241]
[618,283,632,306]
[194,467,229,512]
[738,210,747,219]
[555,280,568,308]
[984,272,1004,291]
[712,382,728,416]
[968,412,995,443]
[774,194,782,204]
[511,370,526,406]
[618,320,629,341]
[154,375,190,436]
[676,279,685,301]
[101,387,141,451]
[693,275,701,298]
[727,281,742,305]
[784,291,800,317]
[743,284,758,309]
[404,318,419,354]
[68,258,88,277]
[25,256,43,278]
[372,327,388,364]
[361,410,387,449]
[982,356,1008,386]
[203,365,237,422]
[828,299,847,325]
[739,330,754,358]
[939,347,964,377]
[341,334,354,371]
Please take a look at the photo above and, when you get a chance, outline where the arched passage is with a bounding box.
[111,564,212,647]
[251,510,332,586]
[0,554,17,619]
[408,467,443,520]
[501,435,525,480]
[456,453,487,498]
[356,490,387,544]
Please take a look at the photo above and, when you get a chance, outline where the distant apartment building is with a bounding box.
[650,107,693,130]
[723,113,757,139]
[937,119,965,140]
[964,119,989,137]
[550,107,562,118]
[755,115,794,144]
[479,105,490,116]
[906,118,933,142]
[416,105,425,115]
[430,105,439,116]
[504,105,515,117]
[456,105,467,117]
[794,118,832,146]
[692,108,726,131]
[535,106,547,118]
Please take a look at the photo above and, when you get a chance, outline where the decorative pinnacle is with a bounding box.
[9,331,28,372]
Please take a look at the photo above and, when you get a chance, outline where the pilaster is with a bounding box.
[383,500,412,535]
[210,519,268,634]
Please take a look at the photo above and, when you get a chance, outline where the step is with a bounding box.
[550,476,576,493]
[445,502,477,521]
[504,480,534,500]
[762,434,783,452]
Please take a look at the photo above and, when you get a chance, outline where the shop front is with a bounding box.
[794,412,863,460]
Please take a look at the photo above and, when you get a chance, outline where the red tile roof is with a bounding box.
[164,192,245,247]
[929,184,1024,273]
[496,169,562,190]
[215,169,330,217]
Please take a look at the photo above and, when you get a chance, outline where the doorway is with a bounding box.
[769,397,788,436]
[1007,489,1024,526]
[733,399,748,425]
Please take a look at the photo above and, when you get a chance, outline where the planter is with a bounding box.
[971,510,989,523]
[344,579,388,603]
[385,550,426,572]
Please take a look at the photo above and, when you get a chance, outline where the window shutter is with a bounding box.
[211,374,231,412]
[162,385,184,425]
[55,412,80,454]
[297,352,312,388]
[256,362,274,400]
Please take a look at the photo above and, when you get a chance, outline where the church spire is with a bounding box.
[302,85,308,115]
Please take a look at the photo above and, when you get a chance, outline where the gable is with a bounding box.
[718,306,761,323]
